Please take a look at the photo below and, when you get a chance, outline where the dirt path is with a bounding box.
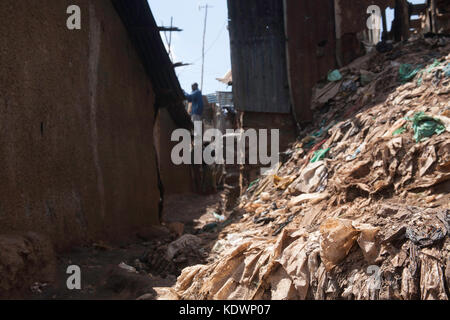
[27,192,225,300]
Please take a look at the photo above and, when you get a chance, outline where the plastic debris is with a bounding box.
[411,112,446,142]
[399,64,423,83]
[166,234,202,261]
[327,69,343,82]
[213,212,226,222]
[163,37,450,301]
[341,80,357,92]
[345,143,365,161]
[360,70,375,86]
[294,161,328,193]
[312,81,342,108]
[444,63,450,78]
[406,209,449,248]
[376,41,393,53]
[393,127,407,136]
[310,148,330,163]
[118,262,137,273]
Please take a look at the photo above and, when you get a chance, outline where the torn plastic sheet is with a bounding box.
[311,148,330,163]
[399,64,423,83]
[411,112,446,142]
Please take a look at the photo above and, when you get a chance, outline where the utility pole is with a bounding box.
[168,17,173,59]
[160,17,182,62]
[199,4,212,92]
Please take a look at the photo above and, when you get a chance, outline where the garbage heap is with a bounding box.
[165,37,450,300]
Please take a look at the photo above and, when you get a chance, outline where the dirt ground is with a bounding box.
[23,192,225,300]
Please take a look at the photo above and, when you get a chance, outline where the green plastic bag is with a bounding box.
[327,70,342,82]
[444,63,450,78]
[393,127,406,136]
[411,112,445,142]
[399,64,422,83]
[311,148,330,163]
[426,59,441,73]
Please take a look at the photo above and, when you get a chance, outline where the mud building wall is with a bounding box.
[0,0,162,250]
[154,108,194,195]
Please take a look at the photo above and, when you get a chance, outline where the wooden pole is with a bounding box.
[394,0,410,41]
[200,4,209,92]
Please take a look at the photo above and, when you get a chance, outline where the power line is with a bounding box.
[176,21,227,77]
[191,21,227,64]
[175,17,229,93]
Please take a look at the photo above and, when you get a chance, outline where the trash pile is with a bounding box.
[138,234,208,278]
[161,37,450,300]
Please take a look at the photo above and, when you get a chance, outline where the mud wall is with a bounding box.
[0,0,161,250]
[154,108,193,195]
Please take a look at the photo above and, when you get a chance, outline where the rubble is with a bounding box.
[0,233,56,298]
[164,36,450,300]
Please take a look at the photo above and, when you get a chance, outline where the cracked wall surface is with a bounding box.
[0,0,161,250]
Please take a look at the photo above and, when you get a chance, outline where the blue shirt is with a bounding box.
[184,89,204,116]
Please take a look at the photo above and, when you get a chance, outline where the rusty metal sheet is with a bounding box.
[284,0,337,124]
[335,0,394,37]
[334,0,395,66]
[227,0,291,114]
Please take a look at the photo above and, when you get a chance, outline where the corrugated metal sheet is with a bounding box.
[284,0,337,124]
[206,92,234,109]
[217,91,234,108]
[206,93,218,104]
[285,0,396,123]
[227,0,290,114]
[111,0,192,129]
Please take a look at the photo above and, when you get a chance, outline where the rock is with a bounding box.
[118,262,137,273]
[136,293,155,300]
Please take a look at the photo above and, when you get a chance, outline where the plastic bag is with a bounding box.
[399,64,422,83]
[311,148,330,163]
[444,63,450,78]
[327,70,343,82]
[411,112,446,142]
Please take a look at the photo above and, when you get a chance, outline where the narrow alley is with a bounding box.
[0,0,449,306]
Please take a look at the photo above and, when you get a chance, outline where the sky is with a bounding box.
[147,0,427,95]
[385,0,427,30]
[148,0,231,95]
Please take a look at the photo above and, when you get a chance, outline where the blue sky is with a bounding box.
[148,0,426,95]
[385,0,426,29]
[148,0,231,95]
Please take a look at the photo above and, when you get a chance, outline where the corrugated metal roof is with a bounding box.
[206,93,218,104]
[111,0,192,130]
